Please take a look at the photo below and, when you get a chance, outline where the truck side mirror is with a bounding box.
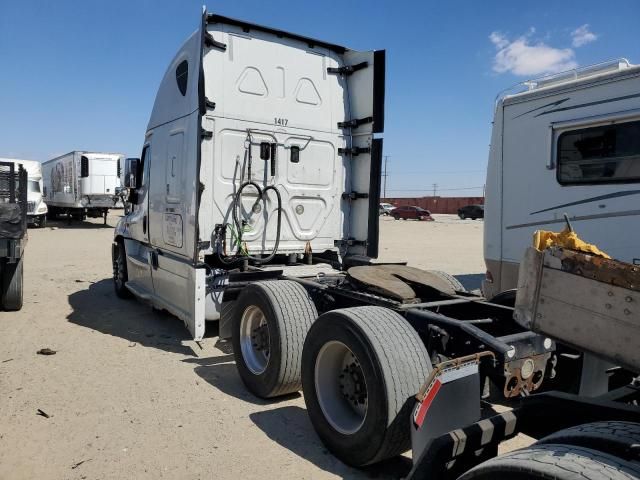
[124,158,140,188]
[43,186,47,198]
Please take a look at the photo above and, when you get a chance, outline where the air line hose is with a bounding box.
[216,131,282,266]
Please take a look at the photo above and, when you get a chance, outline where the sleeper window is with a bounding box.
[176,60,188,96]
[557,119,640,185]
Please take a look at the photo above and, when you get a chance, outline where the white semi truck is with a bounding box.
[42,151,122,224]
[0,158,48,228]
[483,59,640,300]
[113,10,639,478]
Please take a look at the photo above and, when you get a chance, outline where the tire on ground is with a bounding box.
[112,239,132,299]
[536,421,640,462]
[301,306,431,467]
[457,443,640,480]
[426,270,466,292]
[1,258,23,311]
[232,280,317,398]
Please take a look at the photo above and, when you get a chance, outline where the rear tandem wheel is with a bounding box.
[231,280,318,399]
[301,306,431,467]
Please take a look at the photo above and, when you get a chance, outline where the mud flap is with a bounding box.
[409,355,488,478]
[340,50,385,258]
[186,266,206,341]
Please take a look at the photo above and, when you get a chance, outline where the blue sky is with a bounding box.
[1,0,638,196]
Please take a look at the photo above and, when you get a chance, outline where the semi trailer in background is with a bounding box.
[42,151,123,224]
[0,158,48,228]
[483,59,640,300]
[0,161,27,310]
[112,9,639,479]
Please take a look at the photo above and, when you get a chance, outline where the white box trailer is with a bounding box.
[42,151,122,224]
[483,59,640,300]
[0,158,48,227]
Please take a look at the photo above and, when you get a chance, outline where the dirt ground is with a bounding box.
[0,213,527,479]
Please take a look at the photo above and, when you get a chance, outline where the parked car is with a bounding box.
[379,202,395,215]
[392,205,434,221]
[458,204,484,220]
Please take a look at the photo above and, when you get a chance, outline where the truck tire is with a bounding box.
[457,444,640,480]
[301,306,431,467]
[425,270,466,292]
[536,421,640,462]
[2,258,23,311]
[231,280,317,398]
[112,240,132,299]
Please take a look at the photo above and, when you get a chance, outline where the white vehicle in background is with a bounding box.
[379,202,395,215]
[483,59,640,300]
[42,151,123,224]
[0,158,48,227]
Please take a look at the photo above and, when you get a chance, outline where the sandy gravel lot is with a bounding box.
[1,213,520,480]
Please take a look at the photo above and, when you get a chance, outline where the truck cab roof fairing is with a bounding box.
[206,13,348,54]
[146,30,201,132]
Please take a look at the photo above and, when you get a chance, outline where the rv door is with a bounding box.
[338,50,385,258]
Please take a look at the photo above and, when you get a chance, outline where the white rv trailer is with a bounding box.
[483,59,640,299]
[42,151,123,224]
[0,158,48,227]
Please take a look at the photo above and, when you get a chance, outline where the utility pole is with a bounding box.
[382,155,389,199]
[432,183,437,197]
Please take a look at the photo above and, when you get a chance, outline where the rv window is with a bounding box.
[176,60,188,96]
[557,120,640,185]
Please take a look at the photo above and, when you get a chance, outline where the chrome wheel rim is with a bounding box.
[315,341,368,435]
[240,305,270,375]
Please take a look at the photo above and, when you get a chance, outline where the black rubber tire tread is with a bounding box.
[302,306,431,466]
[536,422,640,462]
[426,270,466,292]
[2,258,23,311]
[458,444,640,480]
[233,280,317,398]
[113,240,132,299]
